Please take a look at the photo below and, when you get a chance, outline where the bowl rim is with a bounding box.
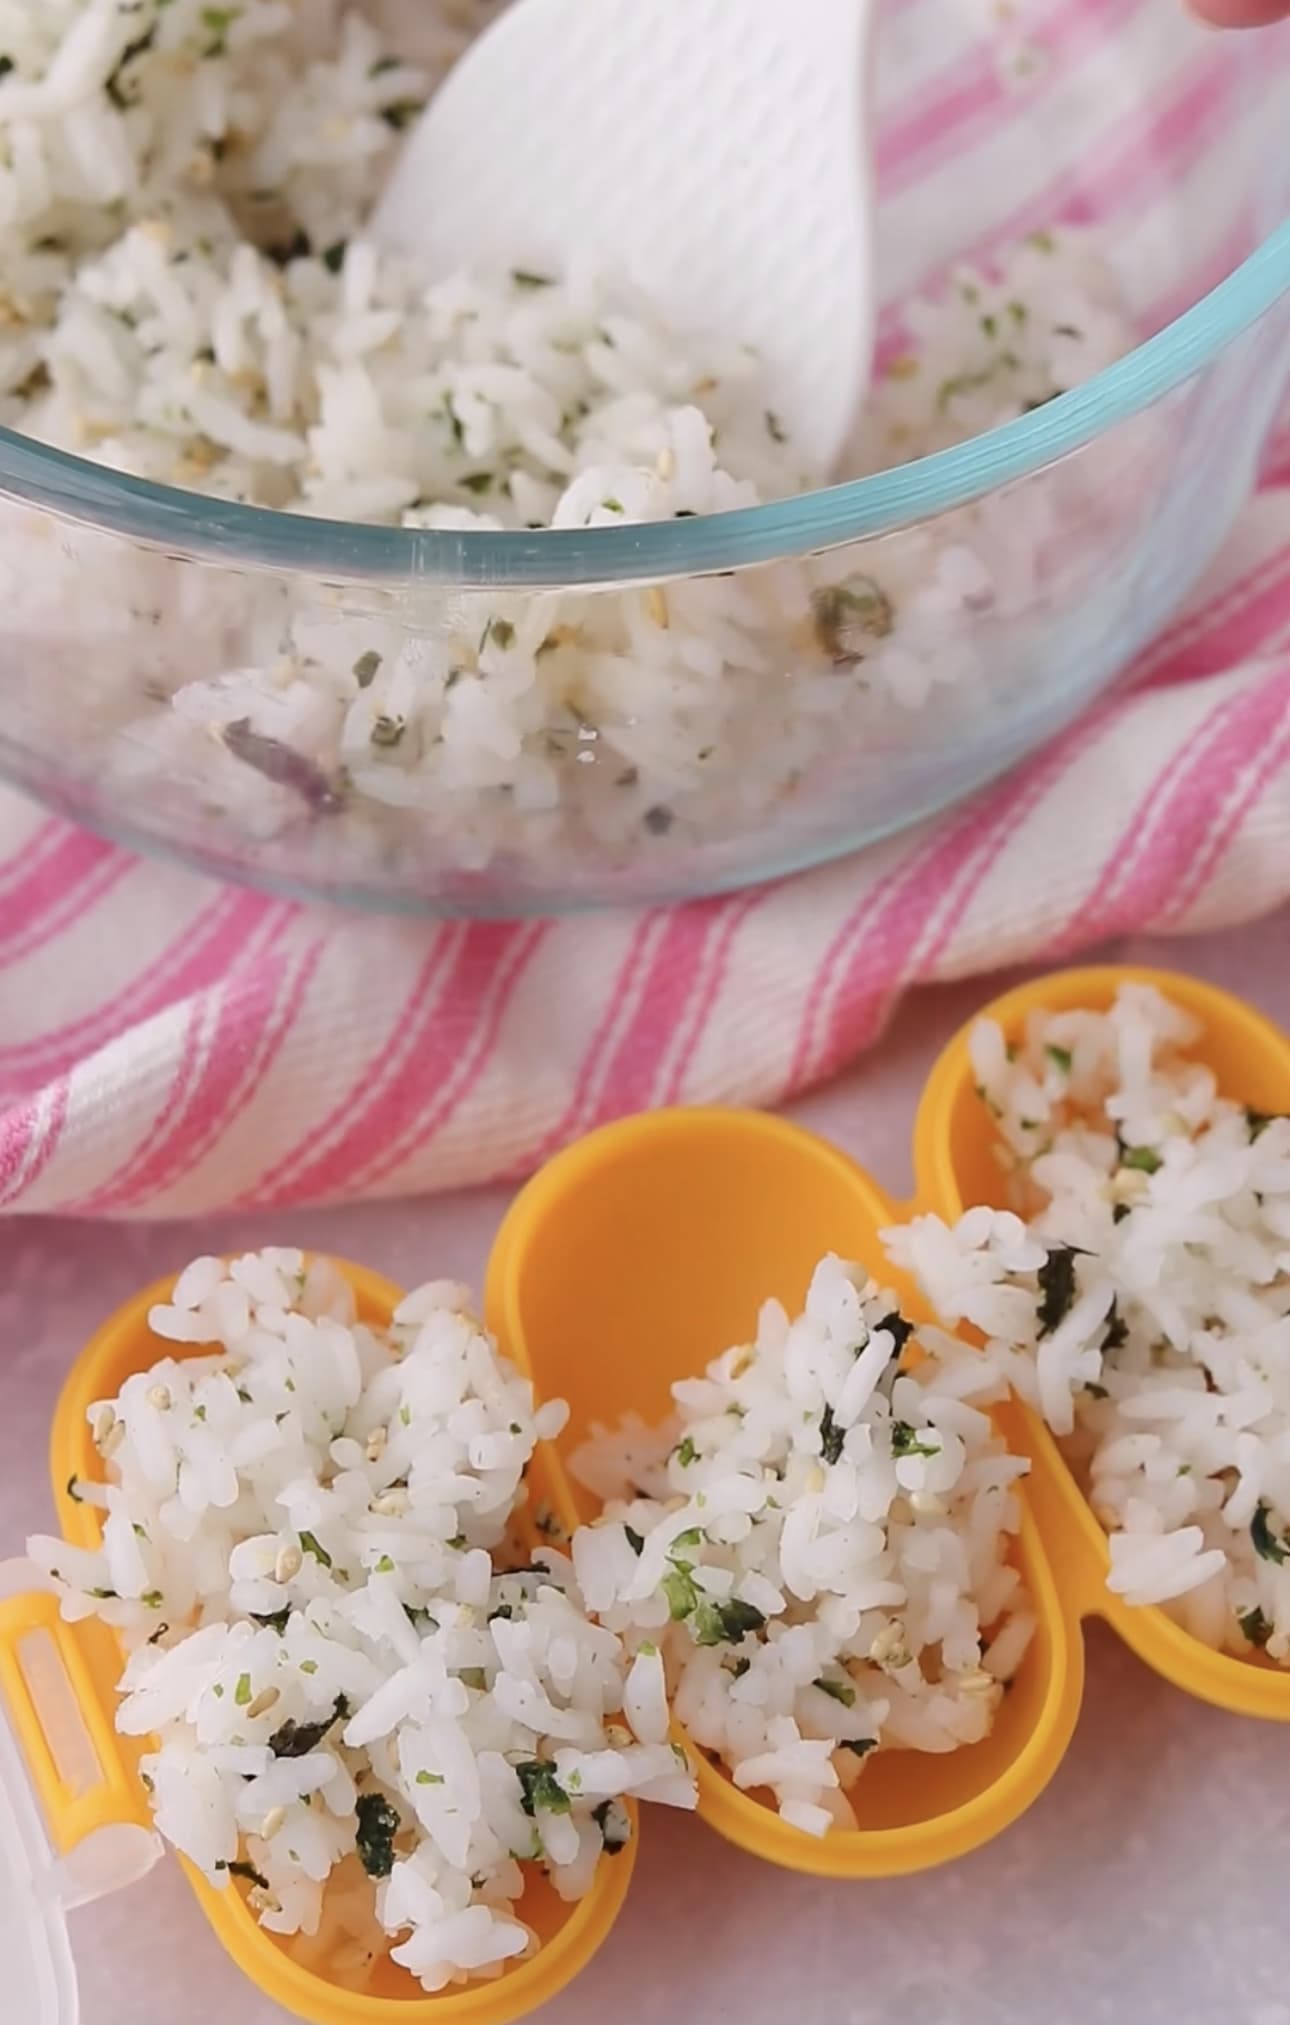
[2,219,1288,590]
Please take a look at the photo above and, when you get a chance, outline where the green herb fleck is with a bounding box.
[438,392,465,446]
[1247,1109,1286,1142]
[416,1770,444,1786]
[370,715,406,749]
[671,1527,702,1551]
[268,1695,350,1759]
[819,1405,844,1466]
[662,1566,699,1621]
[624,1524,645,1556]
[234,1673,252,1707]
[1252,1503,1290,1566]
[265,228,311,267]
[218,1858,270,1891]
[511,268,554,290]
[375,1554,395,1574]
[355,1792,401,1878]
[193,1404,207,1422]
[1239,1605,1273,1649]
[811,576,894,665]
[692,1597,767,1647]
[1083,1383,1109,1401]
[877,1312,915,1358]
[814,1675,856,1707]
[1045,1044,1073,1073]
[592,1797,631,1852]
[141,1589,164,1609]
[1120,1145,1162,1175]
[602,497,625,515]
[765,410,788,443]
[673,1434,698,1468]
[1101,1299,1129,1354]
[1112,1203,1132,1225]
[460,1668,488,1691]
[461,471,494,494]
[298,1531,331,1569]
[515,1759,570,1817]
[251,1607,291,1636]
[299,1659,318,1675]
[105,23,158,105]
[890,1422,941,1461]
[89,1587,118,1600]
[352,650,382,688]
[380,98,423,131]
[201,7,240,57]
[1037,1244,1083,1337]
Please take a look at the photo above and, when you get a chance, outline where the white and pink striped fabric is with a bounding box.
[1,0,1288,1219]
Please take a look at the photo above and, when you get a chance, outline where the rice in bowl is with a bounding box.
[0,0,1142,883]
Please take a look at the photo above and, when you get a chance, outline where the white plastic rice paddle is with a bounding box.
[373,0,880,476]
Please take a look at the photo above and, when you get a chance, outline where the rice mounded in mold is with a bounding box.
[885,984,1290,1659]
[570,1257,1036,1837]
[29,1250,696,1993]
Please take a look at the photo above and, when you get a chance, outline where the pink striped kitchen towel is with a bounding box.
[2,460,1289,1220]
[0,0,1288,1218]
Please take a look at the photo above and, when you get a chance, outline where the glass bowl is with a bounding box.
[0,2,1287,916]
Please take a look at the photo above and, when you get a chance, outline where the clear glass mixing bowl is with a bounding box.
[0,3,1287,916]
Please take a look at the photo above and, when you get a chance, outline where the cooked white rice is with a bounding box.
[28,1250,696,1993]
[884,985,1290,1659]
[570,1257,1035,1837]
[0,0,1136,878]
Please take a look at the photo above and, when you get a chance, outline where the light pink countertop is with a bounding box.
[4,916,1288,2025]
